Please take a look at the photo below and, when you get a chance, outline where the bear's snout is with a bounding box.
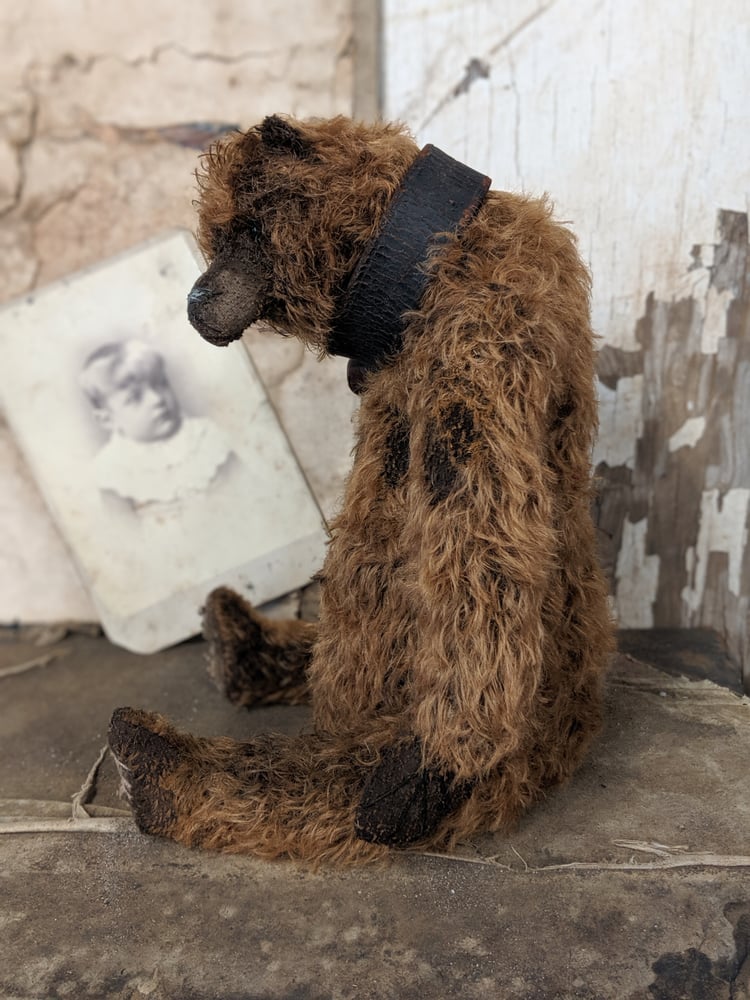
[187,278,227,345]
[187,267,264,347]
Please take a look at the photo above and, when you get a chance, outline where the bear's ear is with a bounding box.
[259,115,313,159]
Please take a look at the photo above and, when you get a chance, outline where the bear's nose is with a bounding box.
[188,286,216,306]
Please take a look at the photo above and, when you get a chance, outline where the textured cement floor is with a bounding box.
[1,624,750,1000]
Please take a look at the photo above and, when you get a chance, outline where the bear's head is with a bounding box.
[187,115,419,356]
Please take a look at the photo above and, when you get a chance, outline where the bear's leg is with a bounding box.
[109,706,387,863]
[108,709,473,862]
[202,586,315,707]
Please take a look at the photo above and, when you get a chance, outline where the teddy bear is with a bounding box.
[108,114,613,864]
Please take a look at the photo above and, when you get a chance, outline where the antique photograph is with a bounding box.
[0,231,328,652]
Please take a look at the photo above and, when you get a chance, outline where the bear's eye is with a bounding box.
[211,218,262,254]
[244,218,262,241]
[227,217,263,246]
[210,225,230,253]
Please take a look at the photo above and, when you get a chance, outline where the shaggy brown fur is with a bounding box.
[109,115,614,864]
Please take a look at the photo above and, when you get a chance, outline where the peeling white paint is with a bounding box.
[674,239,733,356]
[701,285,733,354]
[668,417,706,452]
[593,375,643,470]
[682,488,750,617]
[615,518,660,628]
[676,265,710,314]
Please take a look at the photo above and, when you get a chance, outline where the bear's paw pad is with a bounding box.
[354,739,472,848]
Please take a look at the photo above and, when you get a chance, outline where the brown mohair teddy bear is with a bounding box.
[109,114,613,864]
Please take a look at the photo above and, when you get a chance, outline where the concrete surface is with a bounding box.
[1,627,750,999]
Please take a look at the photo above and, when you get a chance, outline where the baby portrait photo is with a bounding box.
[79,337,237,511]
[0,232,328,652]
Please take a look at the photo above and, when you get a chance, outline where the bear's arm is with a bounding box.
[405,349,564,783]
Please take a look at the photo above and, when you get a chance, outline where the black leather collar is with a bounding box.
[329,144,491,394]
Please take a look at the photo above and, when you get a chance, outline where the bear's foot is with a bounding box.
[202,586,315,708]
[108,707,192,838]
[110,710,473,860]
[355,739,474,848]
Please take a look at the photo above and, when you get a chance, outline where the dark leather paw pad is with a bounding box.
[355,739,473,848]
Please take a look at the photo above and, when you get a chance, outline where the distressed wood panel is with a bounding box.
[595,211,750,682]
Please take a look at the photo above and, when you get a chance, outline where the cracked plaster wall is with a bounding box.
[0,1,356,623]
[383,0,750,681]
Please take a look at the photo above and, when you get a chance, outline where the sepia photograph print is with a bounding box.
[0,231,328,653]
